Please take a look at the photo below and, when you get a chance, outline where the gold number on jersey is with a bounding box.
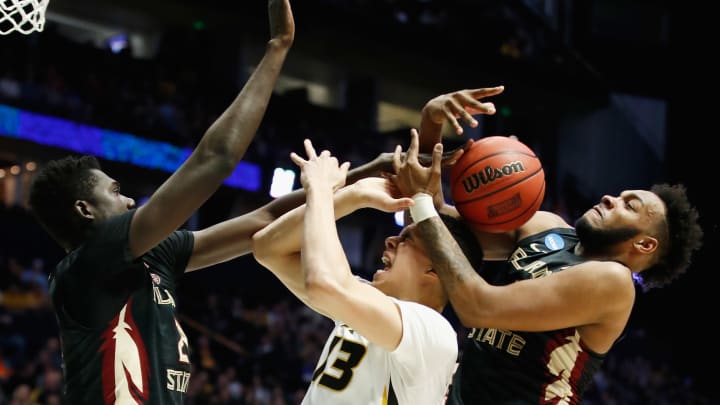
[174,318,190,364]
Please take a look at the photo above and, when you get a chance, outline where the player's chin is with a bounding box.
[371,271,393,294]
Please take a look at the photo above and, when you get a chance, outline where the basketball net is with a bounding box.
[0,0,49,35]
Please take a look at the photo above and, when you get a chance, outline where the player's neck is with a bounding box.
[574,243,633,269]
[414,294,445,313]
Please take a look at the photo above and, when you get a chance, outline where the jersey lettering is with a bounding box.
[153,286,176,307]
[509,245,550,278]
[166,369,191,393]
[469,327,526,356]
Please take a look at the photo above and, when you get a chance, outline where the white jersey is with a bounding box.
[301,298,458,405]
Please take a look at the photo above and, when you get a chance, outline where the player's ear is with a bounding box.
[633,237,658,254]
[74,200,94,220]
[424,268,440,280]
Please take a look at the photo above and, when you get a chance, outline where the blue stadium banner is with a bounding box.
[0,104,260,191]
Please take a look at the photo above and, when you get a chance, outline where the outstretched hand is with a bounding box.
[351,177,415,213]
[367,147,466,180]
[423,86,504,135]
[418,143,466,168]
[268,0,295,47]
[290,139,350,192]
[391,129,443,200]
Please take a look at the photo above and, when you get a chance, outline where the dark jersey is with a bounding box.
[447,228,605,405]
[49,210,194,405]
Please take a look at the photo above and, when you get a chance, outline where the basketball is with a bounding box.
[449,136,545,232]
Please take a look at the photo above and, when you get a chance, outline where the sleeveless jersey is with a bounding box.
[447,228,605,405]
[49,210,194,405]
[302,298,458,405]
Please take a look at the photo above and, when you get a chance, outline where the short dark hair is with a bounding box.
[636,183,703,290]
[439,213,484,271]
[28,155,102,249]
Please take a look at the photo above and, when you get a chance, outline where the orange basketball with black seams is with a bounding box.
[450,136,545,232]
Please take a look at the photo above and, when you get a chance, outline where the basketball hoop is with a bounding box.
[1,0,49,35]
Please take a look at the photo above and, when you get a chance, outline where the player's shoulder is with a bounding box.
[515,211,573,243]
[584,259,632,278]
[395,300,454,330]
[354,275,372,284]
[569,260,636,315]
[566,260,634,291]
[524,211,572,231]
[391,300,457,360]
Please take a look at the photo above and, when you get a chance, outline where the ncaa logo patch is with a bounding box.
[544,233,564,251]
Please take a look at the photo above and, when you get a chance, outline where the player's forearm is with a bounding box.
[252,200,305,263]
[302,185,355,312]
[261,160,386,221]
[195,43,291,171]
[437,201,460,218]
[346,154,392,185]
[252,183,360,260]
[419,106,444,154]
[416,216,488,325]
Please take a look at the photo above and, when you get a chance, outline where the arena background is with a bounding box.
[1,1,714,403]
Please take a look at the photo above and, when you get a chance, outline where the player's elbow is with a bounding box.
[192,146,238,179]
[251,230,274,266]
[455,309,486,329]
[210,155,238,178]
[451,291,495,329]
[304,267,342,312]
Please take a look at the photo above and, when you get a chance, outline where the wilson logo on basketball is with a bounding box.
[461,161,526,194]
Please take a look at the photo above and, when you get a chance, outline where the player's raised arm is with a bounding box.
[129,0,295,258]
